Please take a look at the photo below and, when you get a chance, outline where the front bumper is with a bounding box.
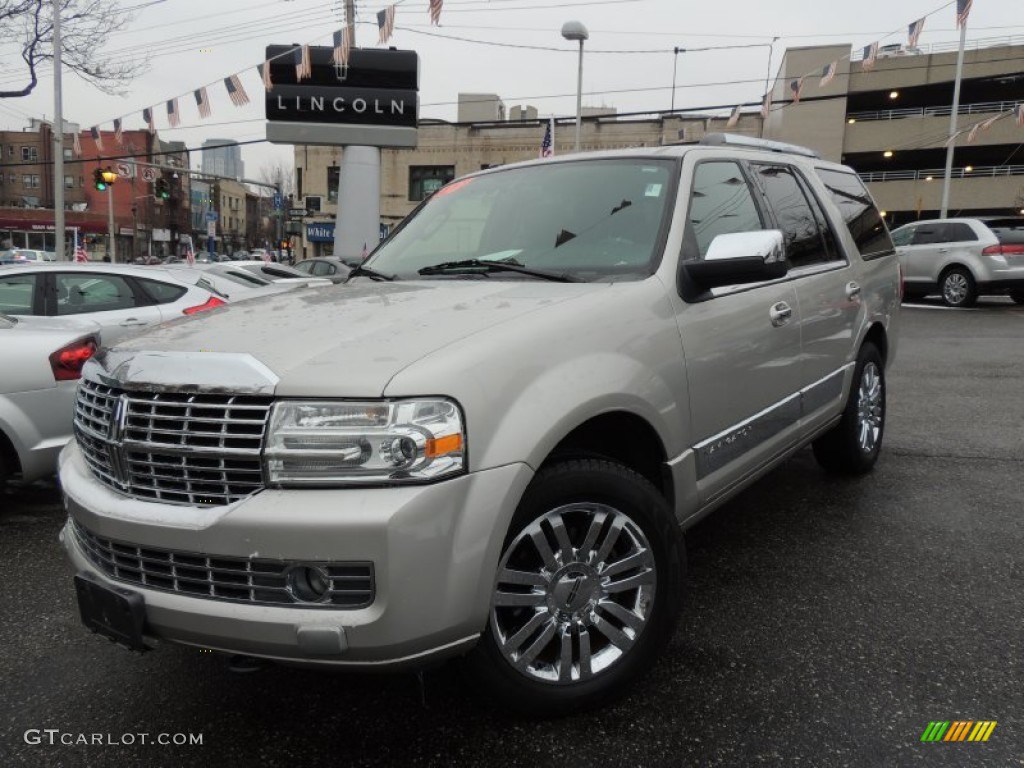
[59,442,534,668]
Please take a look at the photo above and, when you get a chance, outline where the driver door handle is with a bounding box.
[119,318,147,327]
[769,301,792,327]
[845,281,862,300]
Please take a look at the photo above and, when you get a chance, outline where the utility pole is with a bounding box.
[940,22,968,218]
[52,0,66,260]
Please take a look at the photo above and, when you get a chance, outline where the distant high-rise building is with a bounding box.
[201,138,243,179]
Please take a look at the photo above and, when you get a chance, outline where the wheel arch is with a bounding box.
[541,411,674,509]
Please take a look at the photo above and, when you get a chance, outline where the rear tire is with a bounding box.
[1010,291,1024,306]
[0,453,7,496]
[813,343,886,475]
[940,267,977,308]
[466,459,684,716]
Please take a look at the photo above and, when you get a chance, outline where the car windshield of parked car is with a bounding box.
[367,158,678,281]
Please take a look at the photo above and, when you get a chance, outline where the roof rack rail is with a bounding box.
[699,132,820,159]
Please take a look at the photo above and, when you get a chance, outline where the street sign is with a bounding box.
[115,161,135,179]
[379,223,390,241]
[206,221,216,238]
[205,211,219,222]
[272,193,283,210]
[288,208,309,218]
[141,167,158,183]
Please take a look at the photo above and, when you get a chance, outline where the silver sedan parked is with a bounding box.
[0,314,99,491]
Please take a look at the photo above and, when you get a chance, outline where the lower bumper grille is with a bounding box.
[71,519,374,609]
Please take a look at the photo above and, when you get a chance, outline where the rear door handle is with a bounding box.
[846,281,862,300]
[769,301,792,327]
[119,319,147,326]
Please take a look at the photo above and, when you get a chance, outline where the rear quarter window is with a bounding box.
[984,218,1024,245]
[138,278,187,304]
[814,168,894,259]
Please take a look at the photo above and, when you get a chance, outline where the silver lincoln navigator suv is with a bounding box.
[61,134,900,715]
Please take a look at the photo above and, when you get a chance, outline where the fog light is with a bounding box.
[286,565,331,603]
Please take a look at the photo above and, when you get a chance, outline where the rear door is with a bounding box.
[48,271,163,343]
[751,163,860,431]
[904,223,950,285]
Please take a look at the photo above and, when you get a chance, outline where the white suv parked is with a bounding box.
[60,135,900,715]
[890,217,1024,306]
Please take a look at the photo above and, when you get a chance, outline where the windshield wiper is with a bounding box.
[417,259,582,282]
[345,263,395,282]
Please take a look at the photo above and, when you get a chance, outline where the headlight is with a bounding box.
[265,399,465,486]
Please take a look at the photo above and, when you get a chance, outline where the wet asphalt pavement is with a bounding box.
[1,299,1022,767]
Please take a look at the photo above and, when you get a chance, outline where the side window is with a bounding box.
[56,273,138,316]
[683,161,763,260]
[814,168,894,259]
[753,165,828,269]
[911,226,946,245]
[311,261,331,277]
[945,223,978,242]
[890,226,915,246]
[0,273,37,314]
[294,261,313,274]
[138,278,187,304]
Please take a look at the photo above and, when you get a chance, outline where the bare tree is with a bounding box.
[258,159,295,198]
[0,0,145,98]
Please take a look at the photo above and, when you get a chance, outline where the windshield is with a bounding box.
[367,158,678,281]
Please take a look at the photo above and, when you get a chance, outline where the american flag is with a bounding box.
[967,114,1001,143]
[90,126,103,152]
[185,243,195,266]
[73,230,88,262]
[295,45,312,81]
[789,77,805,104]
[113,118,123,146]
[907,18,925,48]
[360,242,369,261]
[1017,104,1024,128]
[167,98,180,128]
[333,28,352,66]
[428,0,443,26]
[956,0,972,28]
[819,61,837,88]
[258,62,273,92]
[194,87,211,119]
[73,131,82,156]
[142,107,155,133]
[225,74,250,106]
[861,42,878,72]
[726,105,741,128]
[760,92,772,120]
[540,117,554,157]
[378,6,396,44]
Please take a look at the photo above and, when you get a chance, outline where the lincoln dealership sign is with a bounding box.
[265,46,418,148]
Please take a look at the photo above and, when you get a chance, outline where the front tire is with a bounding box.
[813,342,886,475]
[467,459,684,716]
[940,267,977,308]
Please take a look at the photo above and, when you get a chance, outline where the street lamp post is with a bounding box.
[561,21,589,153]
[671,46,685,113]
[100,167,118,263]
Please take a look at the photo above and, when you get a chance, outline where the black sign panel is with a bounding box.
[265,46,419,147]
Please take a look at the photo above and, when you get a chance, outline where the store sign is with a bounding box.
[306,222,335,242]
[265,46,418,148]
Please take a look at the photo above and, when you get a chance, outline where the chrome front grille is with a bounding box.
[74,378,273,506]
[71,519,375,608]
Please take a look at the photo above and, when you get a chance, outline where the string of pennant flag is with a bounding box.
[72,1,446,157]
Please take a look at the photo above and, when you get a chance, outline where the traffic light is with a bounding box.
[155,178,170,200]
[93,168,108,191]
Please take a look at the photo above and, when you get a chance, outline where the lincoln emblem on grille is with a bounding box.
[106,393,131,490]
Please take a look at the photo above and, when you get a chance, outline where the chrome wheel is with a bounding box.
[490,503,656,685]
[942,272,968,305]
[856,362,883,454]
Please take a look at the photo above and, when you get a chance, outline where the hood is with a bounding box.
[100,280,606,396]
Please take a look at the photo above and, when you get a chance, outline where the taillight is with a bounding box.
[49,336,97,381]
[182,296,226,315]
[982,244,1024,256]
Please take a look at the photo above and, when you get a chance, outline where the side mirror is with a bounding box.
[683,230,787,290]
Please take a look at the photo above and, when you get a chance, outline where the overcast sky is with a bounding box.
[0,0,1019,176]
